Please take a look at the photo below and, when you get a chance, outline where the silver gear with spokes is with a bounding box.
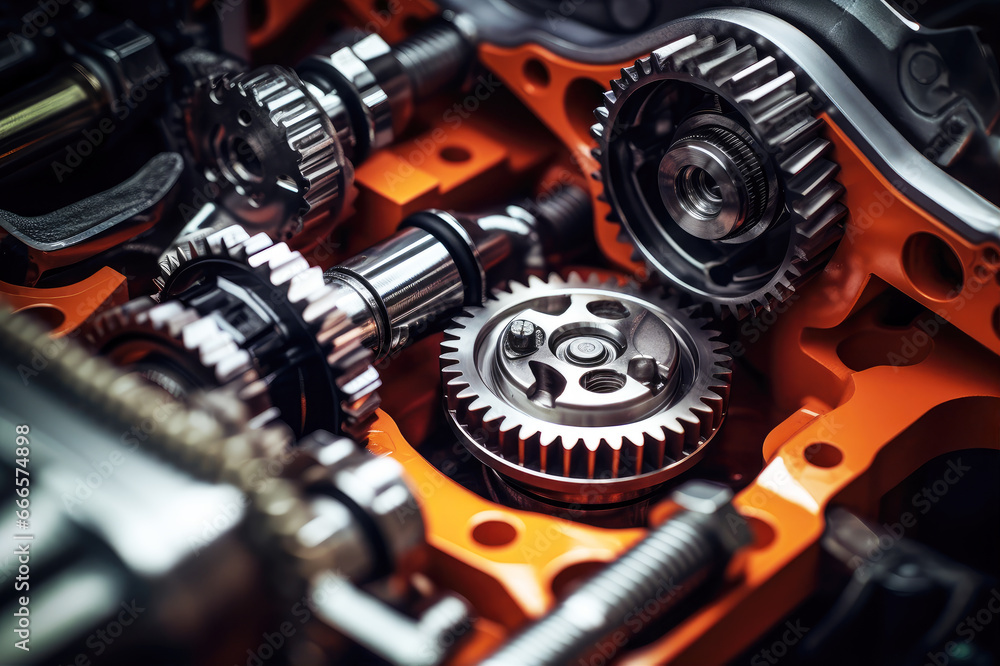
[147,225,381,434]
[441,272,731,504]
[592,27,848,318]
[190,65,351,240]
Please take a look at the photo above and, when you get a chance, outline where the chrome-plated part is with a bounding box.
[310,573,471,666]
[659,121,770,240]
[326,226,466,356]
[324,186,593,360]
[80,296,279,429]
[190,65,350,240]
[441,273,731,504]
[593,26,847,318]
[479,481,751,666]
[300,34,399,158]
[0,63,106,175]
[685,9,1000,244]
[154,225,382,432]
[299,432,425,573]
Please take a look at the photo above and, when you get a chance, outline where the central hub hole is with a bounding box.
[565,335,612,366]
[676,165,722,219]
[225,135,264,182]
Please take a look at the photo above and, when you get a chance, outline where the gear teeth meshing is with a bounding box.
[150,225,381,430]
[593,26,847,319]
[440,273,732,502]
[79,297,277,428]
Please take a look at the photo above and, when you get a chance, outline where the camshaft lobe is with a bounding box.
[480,483,750,666]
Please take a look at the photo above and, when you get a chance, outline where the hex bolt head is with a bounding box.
[671,480,752,554]
[506,319,543,353]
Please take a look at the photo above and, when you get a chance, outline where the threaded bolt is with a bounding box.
[393,21,472,101]
[480,481,750,666]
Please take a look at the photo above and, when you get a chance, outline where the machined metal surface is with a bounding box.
[658,118,771,240]
[324,186,592,360]
[0,64,106,174]
[441,273,731,504]
[153,225,382,434]
[592,25,847,318]
[189,65,350,240]
[677,10,1000,243]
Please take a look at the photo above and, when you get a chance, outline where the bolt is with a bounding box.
[506,319,541,353]
[479,481,751,666]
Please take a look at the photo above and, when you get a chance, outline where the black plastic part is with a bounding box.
[0,152,184,250]
[402,210,483,307]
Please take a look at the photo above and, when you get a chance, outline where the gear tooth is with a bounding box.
[240,232,274,260]
[621,65,638,82]
[724,55,778,95]
[528,273,551,289]
[590,123,604,140]
[440,362,463,380]
[651,34,698,71]
[666,35,718,72]
[794,181,845,221]
[635,57,652,76]
[593,27,844,321]
[734,71,796,116]
[286,266,326,304]
[787,158,839,202]
[594,105,609,121]
[702,44,757,85]
[611,77,629,94]
[216,225,251,253]
[602,90,618,106]
[689,37,736,73]
[780,137,831,177]
[753,91,812,133]
[771,116,824,156]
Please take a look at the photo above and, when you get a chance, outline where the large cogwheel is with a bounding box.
[441,273,731,504]
[189,65,352,240]
[85,225,381,437]
[592,29,848,318]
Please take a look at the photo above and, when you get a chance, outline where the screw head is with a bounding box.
[671,480,734,514]
[506,319,541,353]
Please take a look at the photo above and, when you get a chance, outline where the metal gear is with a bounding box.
[80,296,279,429]
[189,65,351,240]
[592,28,848,318]
[440,272,731,504]
[145,225,381,435]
